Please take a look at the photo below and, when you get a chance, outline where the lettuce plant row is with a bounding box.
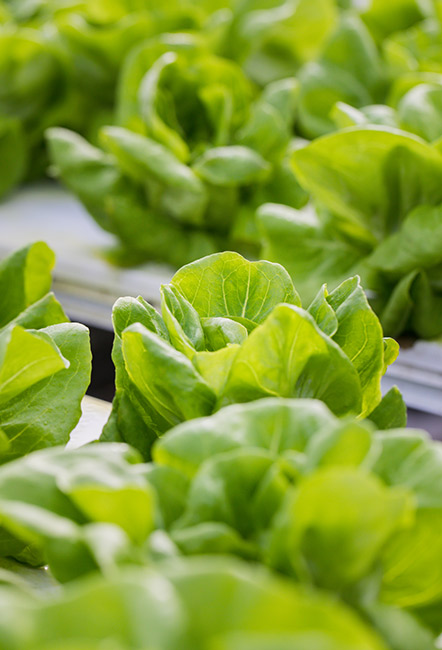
[2,1,442,336]
[15,0,438,338]
[0,0,332,200]
[0,397,440,649]
[0,242,439,648]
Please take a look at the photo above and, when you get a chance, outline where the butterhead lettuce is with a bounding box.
[101,251,403,458]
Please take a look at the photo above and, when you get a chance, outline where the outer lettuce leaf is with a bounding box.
[0,443,150,570]
[361,0,429,42]
[258,202,362,304]
[236,79,299,160]
[370,428,442,629]
[171,251,300,323]
[398,83,442,141]
[292,126,442,242]
[0,567,186,650]
[193,145,271,187]
[297,60,372,138]
[324,277,386,417]
[363,602,436,650]
[262,126,442,337]
[0,243,91,463]
[100,126,209,226]
[381,510,442,612]
[365,204,442,337]
[47,127,218,266]
[226,0,338,86]
[0,323,91,464]
[368,387,407,429]
[121,323,216,426]
[367,204,442,276]
[331,102,399,130]
[1,397,441,646]
[0,325,68,405]
[0,557,387,650]
[0,242,59,327]
[372,429,442,510]
[173,447,285,542]
[154,398,336,477]
[277,468,411,590]
[101,296,175,457]
[163,556,387,650]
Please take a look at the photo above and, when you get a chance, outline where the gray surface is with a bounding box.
[407,409,442,438]
[383,339,442,416]
[68,395,112,448]
[0,183,173,329]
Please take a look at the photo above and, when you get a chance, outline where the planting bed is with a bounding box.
[1,185,441,434]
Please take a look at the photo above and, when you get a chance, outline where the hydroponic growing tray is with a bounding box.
[0,183,172,329]
[0,183,441,420]
[69,395,111,449]
[381,339,442,417]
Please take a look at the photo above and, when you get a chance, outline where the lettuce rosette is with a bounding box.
[47,35,306,267]
[98,251,403,458]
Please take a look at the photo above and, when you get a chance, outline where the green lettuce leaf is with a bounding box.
[0,243,91,463]
[220,303,362,416]
[0,443,149,567]
[292,126,442,242]
[171,251,300,322]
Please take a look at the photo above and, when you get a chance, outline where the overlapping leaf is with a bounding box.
[103,252,402,458]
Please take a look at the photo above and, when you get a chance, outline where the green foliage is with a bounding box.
[0,0,442,342]
[0,242,91,462]
[260,126,442,336]
[297,13,385,138]
[2,1,442,343]
[0,397,440,648]
[0,1,192,194]
[47,52,302,265]
[102,251,402,457]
